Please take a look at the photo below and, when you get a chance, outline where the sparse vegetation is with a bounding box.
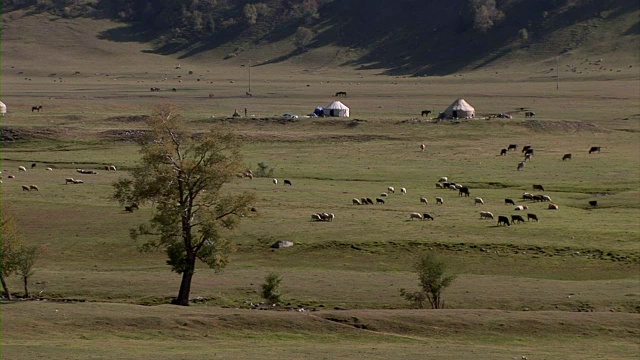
[255,162,274,178]
[401,253,456,309]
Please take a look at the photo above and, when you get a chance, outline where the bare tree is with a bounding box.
[113,103,254,306]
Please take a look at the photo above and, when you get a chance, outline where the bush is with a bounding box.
[400,253,456,309]
[255,162,274,178]
[261,273,282,305]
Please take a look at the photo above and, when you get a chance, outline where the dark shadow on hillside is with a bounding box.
[97,23,160,44]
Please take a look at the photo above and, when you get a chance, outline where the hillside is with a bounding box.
[1,0,638,75]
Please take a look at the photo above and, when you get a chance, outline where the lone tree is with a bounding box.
[400,253,456,309]
[113,103,254,306]
[1,207,22,300]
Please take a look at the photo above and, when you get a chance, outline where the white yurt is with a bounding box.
[0,101,6,116]
[443,98,475,119]
[325,101,350,117]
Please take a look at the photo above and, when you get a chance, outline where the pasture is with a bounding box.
[1,14,639,358]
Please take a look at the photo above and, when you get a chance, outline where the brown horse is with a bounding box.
[31,105,42,112]
[421,109,432,117]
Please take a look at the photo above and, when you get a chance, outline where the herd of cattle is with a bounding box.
[306,143,603,227]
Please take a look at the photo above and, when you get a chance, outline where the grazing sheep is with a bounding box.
[365,198,374,205]
[420,196,428,205]
[479,211,494,219]
[73,179,84,184]
[311,214,322,221]
[352,198,362,205]
[497,216,511,226]
[244,172,254,179]
[21,185,30,191]
[109,165,117,171]
[376,198,385,204]
[422,213,434,221]
[514,205,528,211]
[380,192,388,197]
[589,200,598,207]
[562,153,572,161]
[541,195,552,202]
[8,175,15,179]
[46,167,53,171]
[505,198,515,205]
[524,153,532,161]
[18,166,27,172]
[532,195,544,202]
[449,184,457,191]
[420,144,426,152]
[388,186,395,193]
[588,146,601,154]
[458,187,470,197]
[105,166,110,171]
[474,197,484,205]
[328,213,335,222]
[65,178,75,184]
[361,197,369,205]
[273,179,278,185]
[29,185,39,191]
[532,184,545,191]
[438,177,448,183]
[401,187,407,195]
[409,212,423,220]
[436,197,444,205]
[548,203,559,210]
[511,215,525,224]
[517,162,525,171]
[522,192,534,201]
[436,182,444,189]
[500,148,507,156]
[527,213,539,222]
[284,179,292,186]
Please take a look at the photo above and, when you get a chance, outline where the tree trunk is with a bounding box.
[0,274,12,300]
[23,275,30,298]
[173,257,196,306]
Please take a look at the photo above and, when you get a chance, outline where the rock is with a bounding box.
[271,241,294,249]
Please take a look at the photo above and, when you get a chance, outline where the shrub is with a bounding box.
[261,273,283,305]
[400,253,456,309]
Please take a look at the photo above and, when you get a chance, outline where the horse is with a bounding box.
[525,111,536,118]
[421,110,432,117]
[31,105,42,112]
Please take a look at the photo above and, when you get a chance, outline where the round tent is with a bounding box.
[0,101,6,115]
[325,101,350,117]
[443,98,475,119]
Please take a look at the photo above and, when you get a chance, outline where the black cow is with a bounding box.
[511,215,525,224]
[532,184,545,191]
[522,145,532,154]
[508,144,518,151]
[284,179,292,186]
[335,91,347,97]
[31,105,42,112]
[525,111,536,118]
[497,216,511,226]
[524,148,534,156]
[589,146,601,154]
[527,213,539,222]
[589,200,598,207]
[458,187,470,197]
[505,198,515,206]
[376,198,385,204]
[500,148,507,156]
[31,163,36,169]
[365,198,374,205]
[562,153,572,161]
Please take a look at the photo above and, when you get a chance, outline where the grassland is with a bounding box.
[1,10,639,359]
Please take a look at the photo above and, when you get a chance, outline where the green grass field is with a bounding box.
[1,10,639,359]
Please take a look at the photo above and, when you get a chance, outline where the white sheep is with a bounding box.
[29,185,39,191]
[436,197,444,205]
[548,203,559,210]
[311,213,322,221]
[73,179,84,184]
[109,165,117,171]
[436,183,444,189]
[409,212,423,220]
[65,178,75,184]
[387,186,395,193]
[474,197,484,205]
[401,187,407,195]
[46,167,53,171]
[514,205,529,211]
[380,192,388,197]
[420,196,428,205]
[479,211,494,219]
[273,178,278,185]
[18,166,27,172]
[438,177,448,183]
[542,195,552,202]
[352,198,362,205]
[420,144,426,151]
[328,213,335,222]
[449,184,457,190]
[21,185,30,191]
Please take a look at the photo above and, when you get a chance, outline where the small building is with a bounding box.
[324,101,350,117]
[0,101,6,116]
[443,98,475,119]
